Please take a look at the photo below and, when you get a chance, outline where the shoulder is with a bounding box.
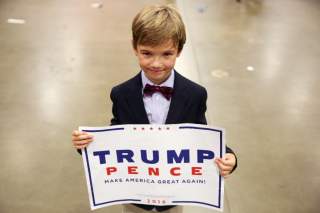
[111,72,141,96]
[174,71,207,98]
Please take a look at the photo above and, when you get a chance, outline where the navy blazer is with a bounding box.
[110,71,207,126]
[109,70,237,212]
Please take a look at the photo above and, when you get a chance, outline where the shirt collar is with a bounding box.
[141,70,175,89]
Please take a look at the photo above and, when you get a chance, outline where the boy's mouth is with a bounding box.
[149,69,163,73]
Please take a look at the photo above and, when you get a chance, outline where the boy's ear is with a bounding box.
[132,40,138,56]
[133,48,138,56]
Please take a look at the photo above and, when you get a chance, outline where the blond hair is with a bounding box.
[132,5,186,53]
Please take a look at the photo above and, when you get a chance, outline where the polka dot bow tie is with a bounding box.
[143,83,174,100]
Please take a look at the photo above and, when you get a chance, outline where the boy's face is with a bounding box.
[134,40,180,85]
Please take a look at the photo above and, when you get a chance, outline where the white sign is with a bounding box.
[80,124,225,211]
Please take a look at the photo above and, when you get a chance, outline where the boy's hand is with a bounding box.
[72,130,94,149]
[215,153,236,178]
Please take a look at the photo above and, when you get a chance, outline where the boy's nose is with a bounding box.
[150,58,163,69]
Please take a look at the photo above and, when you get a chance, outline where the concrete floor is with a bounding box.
[0,0,319,213]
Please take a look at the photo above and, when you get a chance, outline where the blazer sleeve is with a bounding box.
[110,87,120,126]
[197,87,208,125]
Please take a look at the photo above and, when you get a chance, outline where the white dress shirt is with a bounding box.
[141,70,174,124]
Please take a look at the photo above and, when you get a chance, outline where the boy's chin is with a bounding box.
[144,71,172,85]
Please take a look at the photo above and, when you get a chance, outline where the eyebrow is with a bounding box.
[139,49,175,53]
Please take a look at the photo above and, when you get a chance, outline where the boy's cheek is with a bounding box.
[137,58,150,66]
[164,62,175,69]
[165,57,177,65]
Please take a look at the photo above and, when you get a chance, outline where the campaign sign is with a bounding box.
[80,124,225,211]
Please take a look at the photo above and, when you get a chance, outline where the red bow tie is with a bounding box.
[143,84,174,100]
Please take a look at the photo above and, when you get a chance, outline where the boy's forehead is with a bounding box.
[138,40,178,51]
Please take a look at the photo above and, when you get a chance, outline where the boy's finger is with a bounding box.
[221,159,234,167]
[215,160,226,171]
[218,157,234,167]
[73,139,93,145]
[218,163,230,172]
[72,130,81,136]
[221,171,230,177]
[78,134,93,140]
[72,134,93,141]
[73,140,93,147]
[75,144,89,149]
[224,153,236,162]
[215,159,232,171]
[215,162,232,177]
[72,130,92,137]
[216,158,228,167]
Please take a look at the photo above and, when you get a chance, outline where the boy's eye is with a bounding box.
[164,52,173,56]
[142,52,151,56]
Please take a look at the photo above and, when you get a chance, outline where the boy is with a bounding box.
[72,4,237,213]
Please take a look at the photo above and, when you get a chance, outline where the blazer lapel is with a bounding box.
[165,71,189,124]
[126,72,150,124]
